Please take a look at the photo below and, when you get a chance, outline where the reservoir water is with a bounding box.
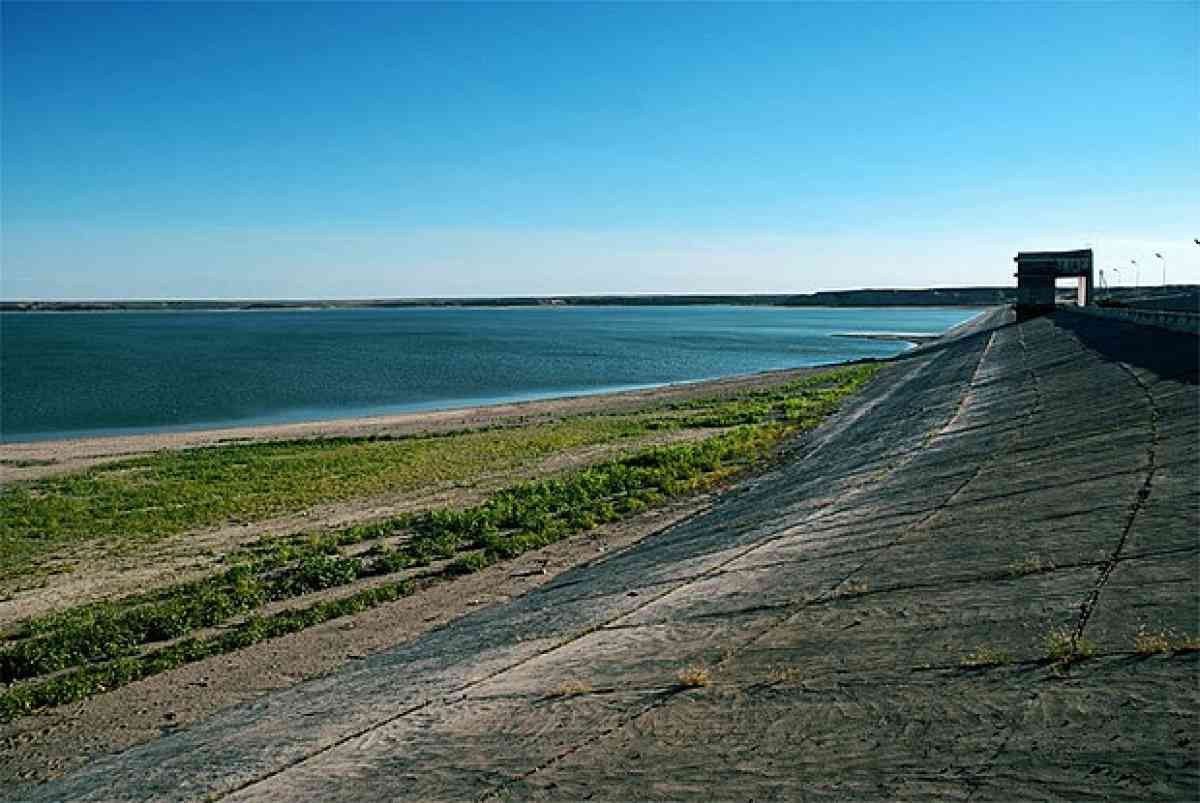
[0,306,979,442]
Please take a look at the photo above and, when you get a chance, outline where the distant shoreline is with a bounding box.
[5,285,1195,313]
[0,288,1021,312]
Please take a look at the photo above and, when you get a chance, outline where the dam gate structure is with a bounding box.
[1014,248,1093,320]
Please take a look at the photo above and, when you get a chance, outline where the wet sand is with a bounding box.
[1,366,840,483]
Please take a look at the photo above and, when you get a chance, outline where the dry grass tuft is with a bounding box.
[1134,627,1172,655]
[766,664,804,684]
[1008,554,1054,577]
[676,664,710,688]
[546,679,592,698]
[1135,626,1199,655]
[831,580,869,599]
[1175,635,1200,652]
[960,646,1012,668]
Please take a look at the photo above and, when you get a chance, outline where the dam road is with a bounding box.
[14,307,1199,802]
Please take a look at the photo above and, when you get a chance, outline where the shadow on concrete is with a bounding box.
[1050,310,1199,384]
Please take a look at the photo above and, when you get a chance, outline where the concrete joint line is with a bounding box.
[964,334,1167,798]
[1071,361,1161,646]
[738,333,1002,646]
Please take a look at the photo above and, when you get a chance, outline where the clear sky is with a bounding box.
[2,1,1197,299]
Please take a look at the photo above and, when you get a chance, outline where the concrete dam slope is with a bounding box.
[21,308,1198,802]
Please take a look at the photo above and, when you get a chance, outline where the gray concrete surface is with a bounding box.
[17,309,1199,801]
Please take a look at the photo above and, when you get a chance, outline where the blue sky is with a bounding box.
[2,1,1197,299]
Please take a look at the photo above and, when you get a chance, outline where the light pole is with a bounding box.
[1131,259,1139,288]
[1155,252,1165,286]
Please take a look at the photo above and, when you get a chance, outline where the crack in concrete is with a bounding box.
[1072,361,1161,644]
[959,330,1165,801]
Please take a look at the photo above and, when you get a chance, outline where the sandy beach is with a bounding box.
[0,364,849,482]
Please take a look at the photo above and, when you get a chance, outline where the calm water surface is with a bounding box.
[0,306,979,441]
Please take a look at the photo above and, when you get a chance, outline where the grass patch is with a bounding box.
[960,646,1012,668]
[0,579,416,722]
[0,363,880,719]
[1134,626,1199,655]
[0,426,791,714]
[766,664,804,684]
[1007,555,1055,577]
[0,426,787,689]
[1044,627,1097,669]
[649,366,877,430]
[0,364,878,583]
[546,679,593,698]
[0,417,651,580]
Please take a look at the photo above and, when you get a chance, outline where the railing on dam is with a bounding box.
[1061,304,1200,336]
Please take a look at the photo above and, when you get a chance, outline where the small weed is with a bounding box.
[1174,635,1200,652]
[766,664,804,684]
[1043,627,1097,669]
[1135,626,1199,655]
[446,550,493,577]
[676,664,710,688]
[546,679,592,698]
[960,646,1012,668]
[1134,626,1172,655]
[833,580,868,598]
[1008,555,1054,577]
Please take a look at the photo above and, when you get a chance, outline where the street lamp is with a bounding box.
[1131,259,1139,288]
[1155,252,1165,286]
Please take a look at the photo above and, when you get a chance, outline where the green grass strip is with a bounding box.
[0,364,876,582]
[0,427,786,718]
[0,416,652,580]
[0,425,784,684]
[0,579,415,722]
[0,364,879,716]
